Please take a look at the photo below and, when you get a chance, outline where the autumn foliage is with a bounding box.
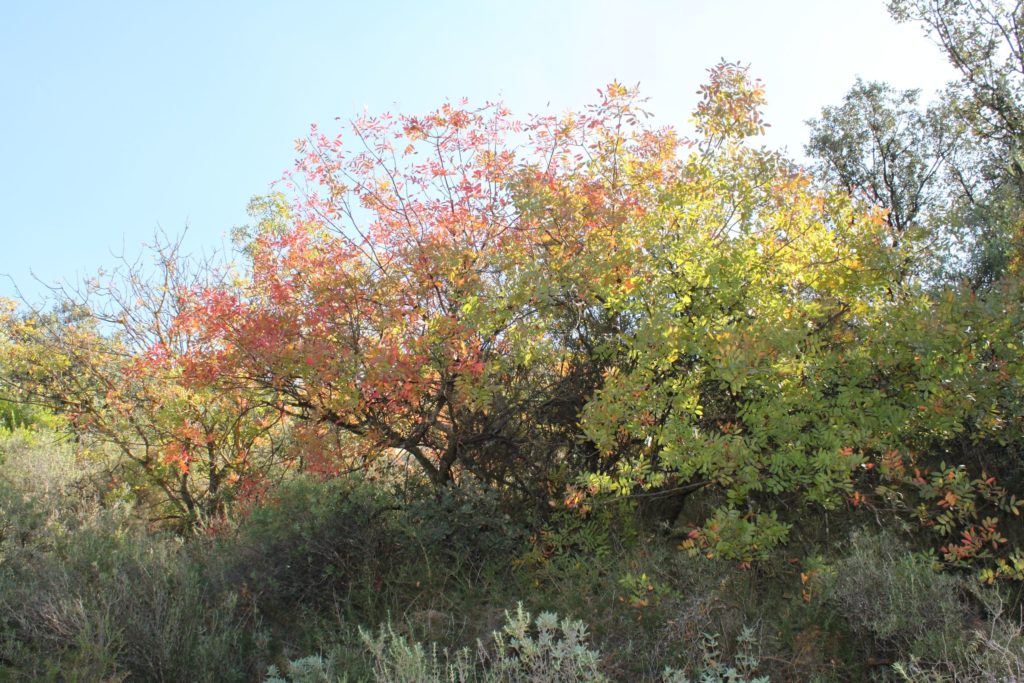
[4,62,1024,583]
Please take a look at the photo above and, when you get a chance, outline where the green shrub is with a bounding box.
[359,624,476,683]
[0,486,254,682]
[1,427,83,495]
[0,399,56,432]
[518,523,762,681]
[215,475,528,631]
[294,604,772,682]
[826,532,975,672]
[891,588,1024,682]
[214,475,417,624]
[486,604,607,682]
[404,481,526,587]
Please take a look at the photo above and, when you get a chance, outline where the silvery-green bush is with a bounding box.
[271,604,609,682]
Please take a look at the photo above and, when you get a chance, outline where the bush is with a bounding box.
[0,485,254,681]
[359,625,476,683]
[826,532,976,674]
[404,482,526,583]
[213,475,418,624]
[1,427,85,495]
[357,604,607,683]
[516,520,763,681]
[264,605,610,682]
[291,604,772,682]
[264,654,338,683]
[891,588,1024,682]
[663,626,768,683]
[214,475,528,632]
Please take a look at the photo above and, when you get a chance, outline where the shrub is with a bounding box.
[826,531,975,672]
[663,626,768,683]
[0,486,254,681]
[1,427,86,495]
[319,604,608,683]
[264,654,338,683]
[891,588,1024,682]
[485,604,607,682]
[404,482,526,581]
[215,474,529,631]
[360,625,476,683]
[212,475,419,626]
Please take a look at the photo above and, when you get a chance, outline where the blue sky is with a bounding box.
[0,1,957,302]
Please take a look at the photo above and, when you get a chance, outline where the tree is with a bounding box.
[7,60,1011,574]
[805,80,962,283]
[887,0,1024,285]
[180,87,678,503]
[578,63,904,560]
[181,103,543,492]
[576,64,1024,575]
[891,0,1024,185]
[0,298,49,430]
[3,238,289,527]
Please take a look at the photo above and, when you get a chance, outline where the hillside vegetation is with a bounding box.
[3,2,1024,680]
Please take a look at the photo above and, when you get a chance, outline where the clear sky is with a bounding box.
[0,0,958,302]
